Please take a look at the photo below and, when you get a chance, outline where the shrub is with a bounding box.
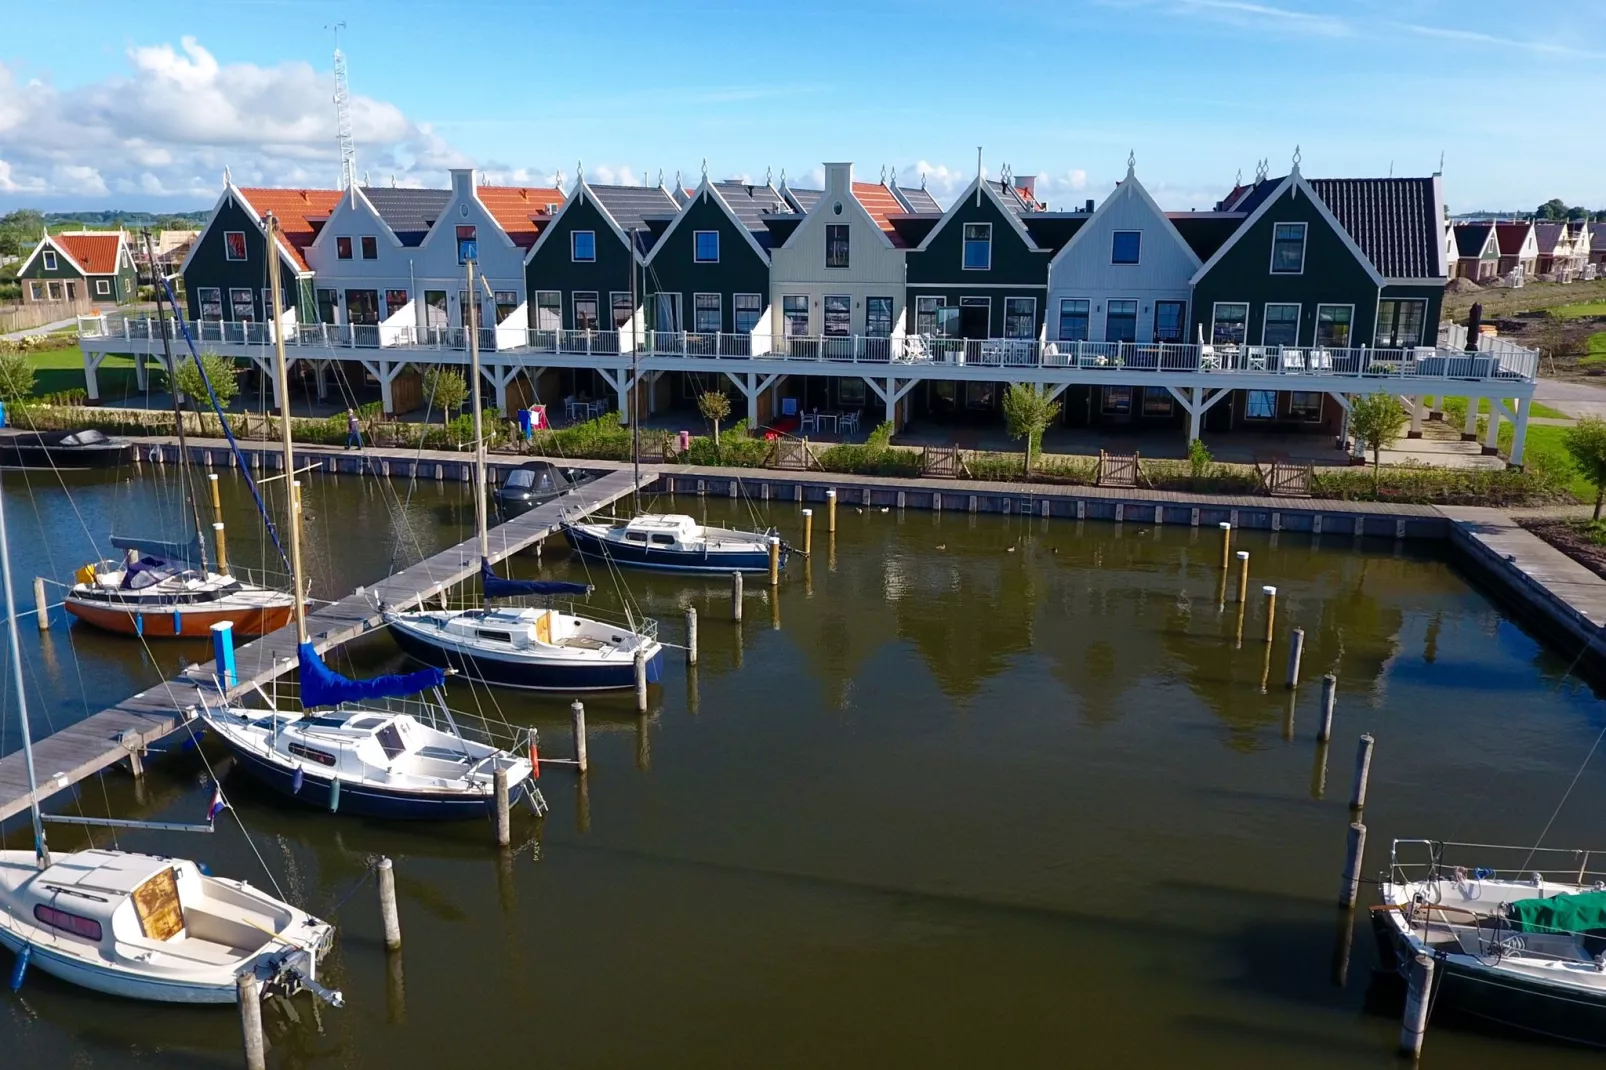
[0,351,36,401]
[1563,417,1606,519]
[421,367,468,422]
[1348,392,1407,493]
[171,351,241,409]
[1001,383,1062,474]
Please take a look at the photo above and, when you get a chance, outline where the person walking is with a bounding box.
[345,407,362,451]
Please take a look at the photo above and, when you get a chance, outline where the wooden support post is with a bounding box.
[32,576,47,631]
[570,700,588,774]
[1285,627,1304,688]
[827,489,837,533]
[731,571,743,621]
[1235,550,1250,603]
[1350,733,1374,810]
[768,536,780,586]
[802,509,813,555]
[685,606,698,666]
[1400,952,1435,1059]
[1340,821,1367,908]
[1262,586,1277,643]
[238,972,266,1070]
[377,856,402,951]
[212,523,229,576]
[493,767,511,847]
[126,744,144,779]
[1318,674,1337,741]
[634,648,648,714]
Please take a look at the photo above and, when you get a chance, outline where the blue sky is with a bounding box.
[1,0,1601,213]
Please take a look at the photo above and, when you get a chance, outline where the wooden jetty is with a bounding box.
[0,467,649,824]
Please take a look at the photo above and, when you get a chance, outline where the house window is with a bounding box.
[458,290,476,326]
[1106,300,1138,343]
[1315,304,1352,347]
[1270,223,1307,274]
[318,289,339,324]
[915,296,944,337]
[693,230,719,263]
[866,296,894,337]
[1289,392,1323,422]
[1101,386,1132,416]
[1142,388,1174,416]
[1004,297,1036,339]
[95,278,111,296]
[1375,299,1427,348]
[66,282,76,301]
[198,287,223,320]
[963,223,992,270]
[965,382,996,410]
[456,225,477,264]
[1154,301,1186,342]
[1112,231,1141,265]
[486,290,515,322]
[573,292,600,331]
[571,230,596,262]
[734,293,763,333]
[1212,302,1249,345]
[47,281,62,301]
[345,290,380,326]
[959,296,990,338]
[223,232,246,261]
[1262,303,1300,346]
[610,292,633,329]
[653,293,682,332]
[361,235,378,260]
[693,293,721,334]
[230,287,255,321]
[42,249,58,271]
[535,291,560,332]
[825,225,850,268]
[28,281,42,301]
[823,295,851,336]
[839,378,867,407]
[336,236,353,260]
[384,289,409,316]
[1245,390,1277,419]
[1058,299,1090,341]
[783,295,809,336]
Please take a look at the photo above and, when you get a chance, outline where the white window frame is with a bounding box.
[229,287,255,322]
[1314,303,1354,348]
[1374,298,1428,349]
[1269,222,1307,275]
[42,249,57,271]
[1211,301,1250,345]
[693,230,719,264]
[571,230,596,263]
[915,295,945,336]
[825,224,850,269]
[95,277,111,296]
[733,293,763,334]
[1111,230,1142,266]
[865,295,895,338]
[47,281,63,301]
[782,295,809,337]
[572,291,600,331]
[1260,302,1302,346]
[1003,296,1036,340]
[361,235,379,260]
[28,281,42,301]
[962,222,992,271]
[692,292,722,334]
[222,233,248,262]
[197,287,223,320]
[609,291,633,330]
[822,294,852,337]
[534,291,561,332]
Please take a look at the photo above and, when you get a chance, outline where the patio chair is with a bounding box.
[1281,349,1305,372]
[1199,344,1221,371]
[1245,346,1269,371]
[1308,348,1332,371]
[842,411,860,435]
[563,395,579,420]
[800,410,818,434]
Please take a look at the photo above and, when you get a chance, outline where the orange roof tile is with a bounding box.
[478,186,566,248]
[852,182,906,246]
[53,231,123,275]
[236,187,342,271]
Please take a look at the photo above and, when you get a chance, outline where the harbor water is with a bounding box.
[4,466,1606,1068]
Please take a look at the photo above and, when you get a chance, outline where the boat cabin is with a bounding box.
[610,514,702,550]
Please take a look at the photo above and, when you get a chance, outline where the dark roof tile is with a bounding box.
[1307,177,1441,279]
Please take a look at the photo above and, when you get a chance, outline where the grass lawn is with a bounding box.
[24,347,144,399]
[1554,301,1606,319]
[1499,422,1591,501]
[1442,396,1570,421]
[1581,331,1606,370]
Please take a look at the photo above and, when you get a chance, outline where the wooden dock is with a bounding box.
[0,467,650,825]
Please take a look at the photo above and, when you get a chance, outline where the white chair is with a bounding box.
[1245,346,1269,371]
[563,395,579,420]
[1281,349,1305,372]
[1199,345,1221,371]
[843,411,860,435]
[800,410,818,434]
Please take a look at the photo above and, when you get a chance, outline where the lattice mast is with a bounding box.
[330,22,356,189]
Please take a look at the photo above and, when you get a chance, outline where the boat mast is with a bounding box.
[0,486,50,869]
[266,215,308,644]
[144,228,209,575]
[466,257,488,562]
[629,226,639,514]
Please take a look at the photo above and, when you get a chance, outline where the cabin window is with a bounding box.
[475,629,513,645]
[694,230,719,263]
[1111,231,1141,265]
[624,532,649,544]
[782,295,809,336]
[915,296,944,337]
[1375,299,1426,349]
[42,249,58,271]
[35,904,103,942]
[336,236,353,260]
[866,296,894,337]
[571,230,596,262]
[962,223,992,270]
[1270,223,1306,274]
[1290,391,1323,422]
[573,292,600,331]
[1058,299,1090,341]
[535,291,560,332]
[1211,302,1248,345]
[694,293,721,334]
[198,287,223,320]
[1262,303,1300,346]
[1315,304,1352,347]
[825,224,850,269]
[1004,297,1036,339]
[1106,300,1138,343]
[610,292,633,329]
[734,293,763,333]
[1155,301,1186,343]
[223,232,247,261]
[457,225,477,264]
[288,742,337,766]
[1245,390,1277,419]
[649,534,676,546]
[374,724,407,760]
[361,235,378,260]
[230,288,255,322]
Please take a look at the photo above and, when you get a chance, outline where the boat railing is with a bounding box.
[1389,838,1606,889]
[548,600,659,642]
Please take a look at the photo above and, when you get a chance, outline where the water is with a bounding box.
[3,466,1606,1068]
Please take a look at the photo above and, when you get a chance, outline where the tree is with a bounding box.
[1563,418,1606,521]
[1348,392,1406,495]
[696,390,732,457]
[0,351,35,402]
[0,210,45,259]
[170,351,240,409]
[1001,382,1062,474]
[422,367,468,423]
[1535,198,1569,221]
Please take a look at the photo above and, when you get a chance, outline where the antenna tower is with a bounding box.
[329,22,357,189]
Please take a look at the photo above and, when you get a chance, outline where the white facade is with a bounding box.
[1046,167,1200,344]
[410,170,530,329]
[303,187,410,325]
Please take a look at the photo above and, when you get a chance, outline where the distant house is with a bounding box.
[1591,223,1606,273]
[17,230,136,308]
[1496,222,1539,281]
[1451,222,1501,281]
[1534,222,1586,280]
[181,183,340,323]
[1569,221,1595,280]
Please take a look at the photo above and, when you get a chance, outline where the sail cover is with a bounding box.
[297,641,445,709]
[1507,890,1606,936]
[480,557,590,600]
[111,534,203,567]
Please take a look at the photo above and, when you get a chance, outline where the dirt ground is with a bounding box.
[1518,517,1606,580]
[1443,277,1606,380]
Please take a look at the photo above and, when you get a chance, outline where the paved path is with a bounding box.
[1533,378,1606,420]
[1,317,76,341]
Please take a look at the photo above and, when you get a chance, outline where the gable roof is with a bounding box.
[896,185,942,213]
[18,232,85,276]
[359,186,453,246]
[710,180,794,234]
[1593,223,1606,251]
[644,176,775,265]
[1168,214,1245,261]
[1306,177,1442,278]
[236,187,343,271]
[588,183,680,241]
[851,182,908,246]
[1453,222,1496,258]
[478,185,566,248]
[1496,221,1535,255]
[1047,167,1198,271]
[1190,169,1388,287]
[53,231,125,275]
[1534,221,1570,254]
[780,184,821,213]
[913,175,1043,255]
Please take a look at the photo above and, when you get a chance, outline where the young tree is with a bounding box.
[0,351,35,402]
[422,367,469,423]
[171,351,240,409]
[1563,417,1606,521]
[697,390,732,458]
[1001,382,1062,475]
[1348,392,1407,495]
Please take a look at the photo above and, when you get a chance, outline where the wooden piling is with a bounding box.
[1350,733,1374,810]
[493,767,511,847]
[827,489,837,533]
[1339,820,1367,908]
[802,508,813,555]
[768,536,780,586]
[731,571,743,621]
[1235,550,1250,603]
[685,606,698,666]
[1262,585,1277,643]
[570,700,588,774]
[1218,520,1232,570]
[377,856,402,951]
[238,972,266,1070]
[32,577,47,631]
[634,648,648,714]
[1317,674,1337,741]
[1399,951,1435,1059]
[212,522,229,575]
[1285,627,1304,688]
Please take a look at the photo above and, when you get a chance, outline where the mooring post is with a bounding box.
[1218,520,1232,570]
[1350,733,1374,810]
[685,606,698,666]
[377,856,402,951]
[211,621,237,690]
[1235,550,1250,603]
[634,648,648,714]
[1399,951,1435,1059]
[1318,674,1337,741]
[1261,585,1277,643]
[827,489,837,533]
[238,972,266,1070]
[493,767,511,847]
[212,522,229,575]
[31,576,47,631]
[1339,820,1367,908]
[1285,627,1304,688]
[768,536,780,586]
[570,700,588,774]
[802,508,813,555]
[731,571,743,621]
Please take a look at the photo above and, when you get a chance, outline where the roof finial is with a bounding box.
[576,159,583,182]
[674,169,683,191]
[779,167,787,186]
[223,165,231,186]
[1436,150,1444,176]
[889,165,897,188]
[921,170,927,190]
[880,165,887,185]
[1255,158,1268,183]
[1291,144,1301,172]
[1234,167,1242,187]
[555,169,566,191]
[1127,150,1136,178]
[700,157,707,181]
[390,173,397,187]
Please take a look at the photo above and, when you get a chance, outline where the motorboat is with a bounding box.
[0,428,133,470]
[63,539,295,638]
[493,460,594,520]
[1375,838,1606,1046]
[561,513,788,573]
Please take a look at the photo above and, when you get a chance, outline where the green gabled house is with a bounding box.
[180,182,330,324]
[17,229,137,308]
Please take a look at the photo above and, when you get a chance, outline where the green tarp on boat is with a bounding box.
[1508,890,1606,935]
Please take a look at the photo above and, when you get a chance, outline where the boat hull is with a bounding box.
[0,926,238,1003]
[63,598,295,638]
[0,442,133,471]
[561,522,783,573]
[389,619,665,690]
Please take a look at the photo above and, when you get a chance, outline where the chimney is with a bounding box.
[823,162,852,195]
[1016,175,1037,201]
[1084,198,1095,213]
[450,167,476,200]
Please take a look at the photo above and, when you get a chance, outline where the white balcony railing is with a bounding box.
[77,315,1541,384]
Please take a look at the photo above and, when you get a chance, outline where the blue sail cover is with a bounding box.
[111,534,203,567]
[480,557,591,600]
[297,641,445,709]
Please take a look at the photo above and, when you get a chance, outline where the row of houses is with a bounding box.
[1449,218,1603,285]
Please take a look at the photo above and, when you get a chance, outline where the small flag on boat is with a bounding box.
[206,784,227,824]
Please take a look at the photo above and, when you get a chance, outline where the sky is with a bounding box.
[0,0,1601,216]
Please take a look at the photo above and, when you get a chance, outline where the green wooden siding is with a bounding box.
[642,193,768,334]
[19,243,85,282]
[524,195,639,331]
[904,190,1049,337]
[182,196,307,321]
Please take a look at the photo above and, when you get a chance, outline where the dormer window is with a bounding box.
[1271,223,1306,274]
[694,230,719,263]
[962,223,992,270]
[572,230,596,262]
[42,249,57,271]
[1112,231,1141,265]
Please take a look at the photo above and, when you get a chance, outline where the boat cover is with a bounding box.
[297,641,446,709]
[1507,890,1606,936]
[112,534,202,566]
[480,557,590,599]
[122,556,180,590]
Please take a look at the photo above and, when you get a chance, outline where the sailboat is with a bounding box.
[0,481,340,1004]
[62,230,295,639]
[383,257,664,691]
[199,214,535,819]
